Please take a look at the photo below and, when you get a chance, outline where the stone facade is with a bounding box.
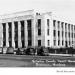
[0,10,74,49]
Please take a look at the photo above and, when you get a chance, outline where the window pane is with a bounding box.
[38,40,41,46]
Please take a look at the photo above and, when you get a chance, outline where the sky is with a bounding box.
[0,0,75,23]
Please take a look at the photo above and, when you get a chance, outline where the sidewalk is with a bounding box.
[49,53,74,57]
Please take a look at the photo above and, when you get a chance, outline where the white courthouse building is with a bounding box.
[0,10,75,49]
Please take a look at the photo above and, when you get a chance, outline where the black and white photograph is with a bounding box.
[0,0,75,74]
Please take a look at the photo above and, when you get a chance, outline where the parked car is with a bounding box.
[3,47,8,54]
[37,46,48,56]
[6,47,14,54]
[0,47,3,54]
[16,48,26,55]
[43,47,49,56]
[30,47,35,55]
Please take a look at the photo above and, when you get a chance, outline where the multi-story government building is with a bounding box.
[0,9,75,49]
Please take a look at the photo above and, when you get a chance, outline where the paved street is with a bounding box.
[0,54,75,67]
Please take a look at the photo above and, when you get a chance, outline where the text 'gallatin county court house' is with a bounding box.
[0,10,74,49]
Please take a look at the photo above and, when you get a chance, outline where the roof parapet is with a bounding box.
[0,9,35,19]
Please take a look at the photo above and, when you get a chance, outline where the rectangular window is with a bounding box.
[71,25,73,31]
[8,22,12,42]
[28,40,32,46]
[68,24,70,31]
[54,40,56,46]
[65,41,68,47]
[38,29,41,35]
[2,23,6,47]
[65,23,67,31]
[9,32,12,40]
[27,20,32,46]
[21,31,24,38]
[20,21,24,28]
[21,21,24,32]
[61,22,64,29]
[14,31,18,40]
[15,41,18,48]
[38,19,41,28]
[27,20,31,29]
[47,19,50,35]
[58,21,60,29]
[58,40,60,46]
[47,29,49,35]
[65,32,67,38]
[38,40,41,46]
[38,19,41,36]
[27,20,32,35]
[20,21,25,41]
[53,30,56,37]
[48,40,50,46]
[28,30,32,38]
[14,21,18,30]
[8,22,12,31]
[3,32,6,41]
[22,41,25,48]
[68,32,70,38]
[53,20,56,27]
[2,23,6,31]
[47,19,49,27]
[3,41,6,47]
[72,32,73,38]
[14,21,18,41]
[58,31,60,37]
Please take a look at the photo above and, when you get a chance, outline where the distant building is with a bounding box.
[0,10,74,49]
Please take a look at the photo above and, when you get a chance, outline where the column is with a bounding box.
[70,24,71,47]
[63,22,65,47]
[18,21,22,48]
[6,23,9,47]
[73,25,75,48]
[70,25,72,47]
[24,20,28,47]
[12,22,15,48]
[60,22,62,47]
[66,23,69,47]
[56,21,58,48]
[32,19,36,47]
[0,23,3,47]
[72,25,74,47]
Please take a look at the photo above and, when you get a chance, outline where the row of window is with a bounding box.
[38,19,50,36]
[53,30,75,38]
[53,40,74,47]
[53,20,75,31]
[2,40,41,47]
